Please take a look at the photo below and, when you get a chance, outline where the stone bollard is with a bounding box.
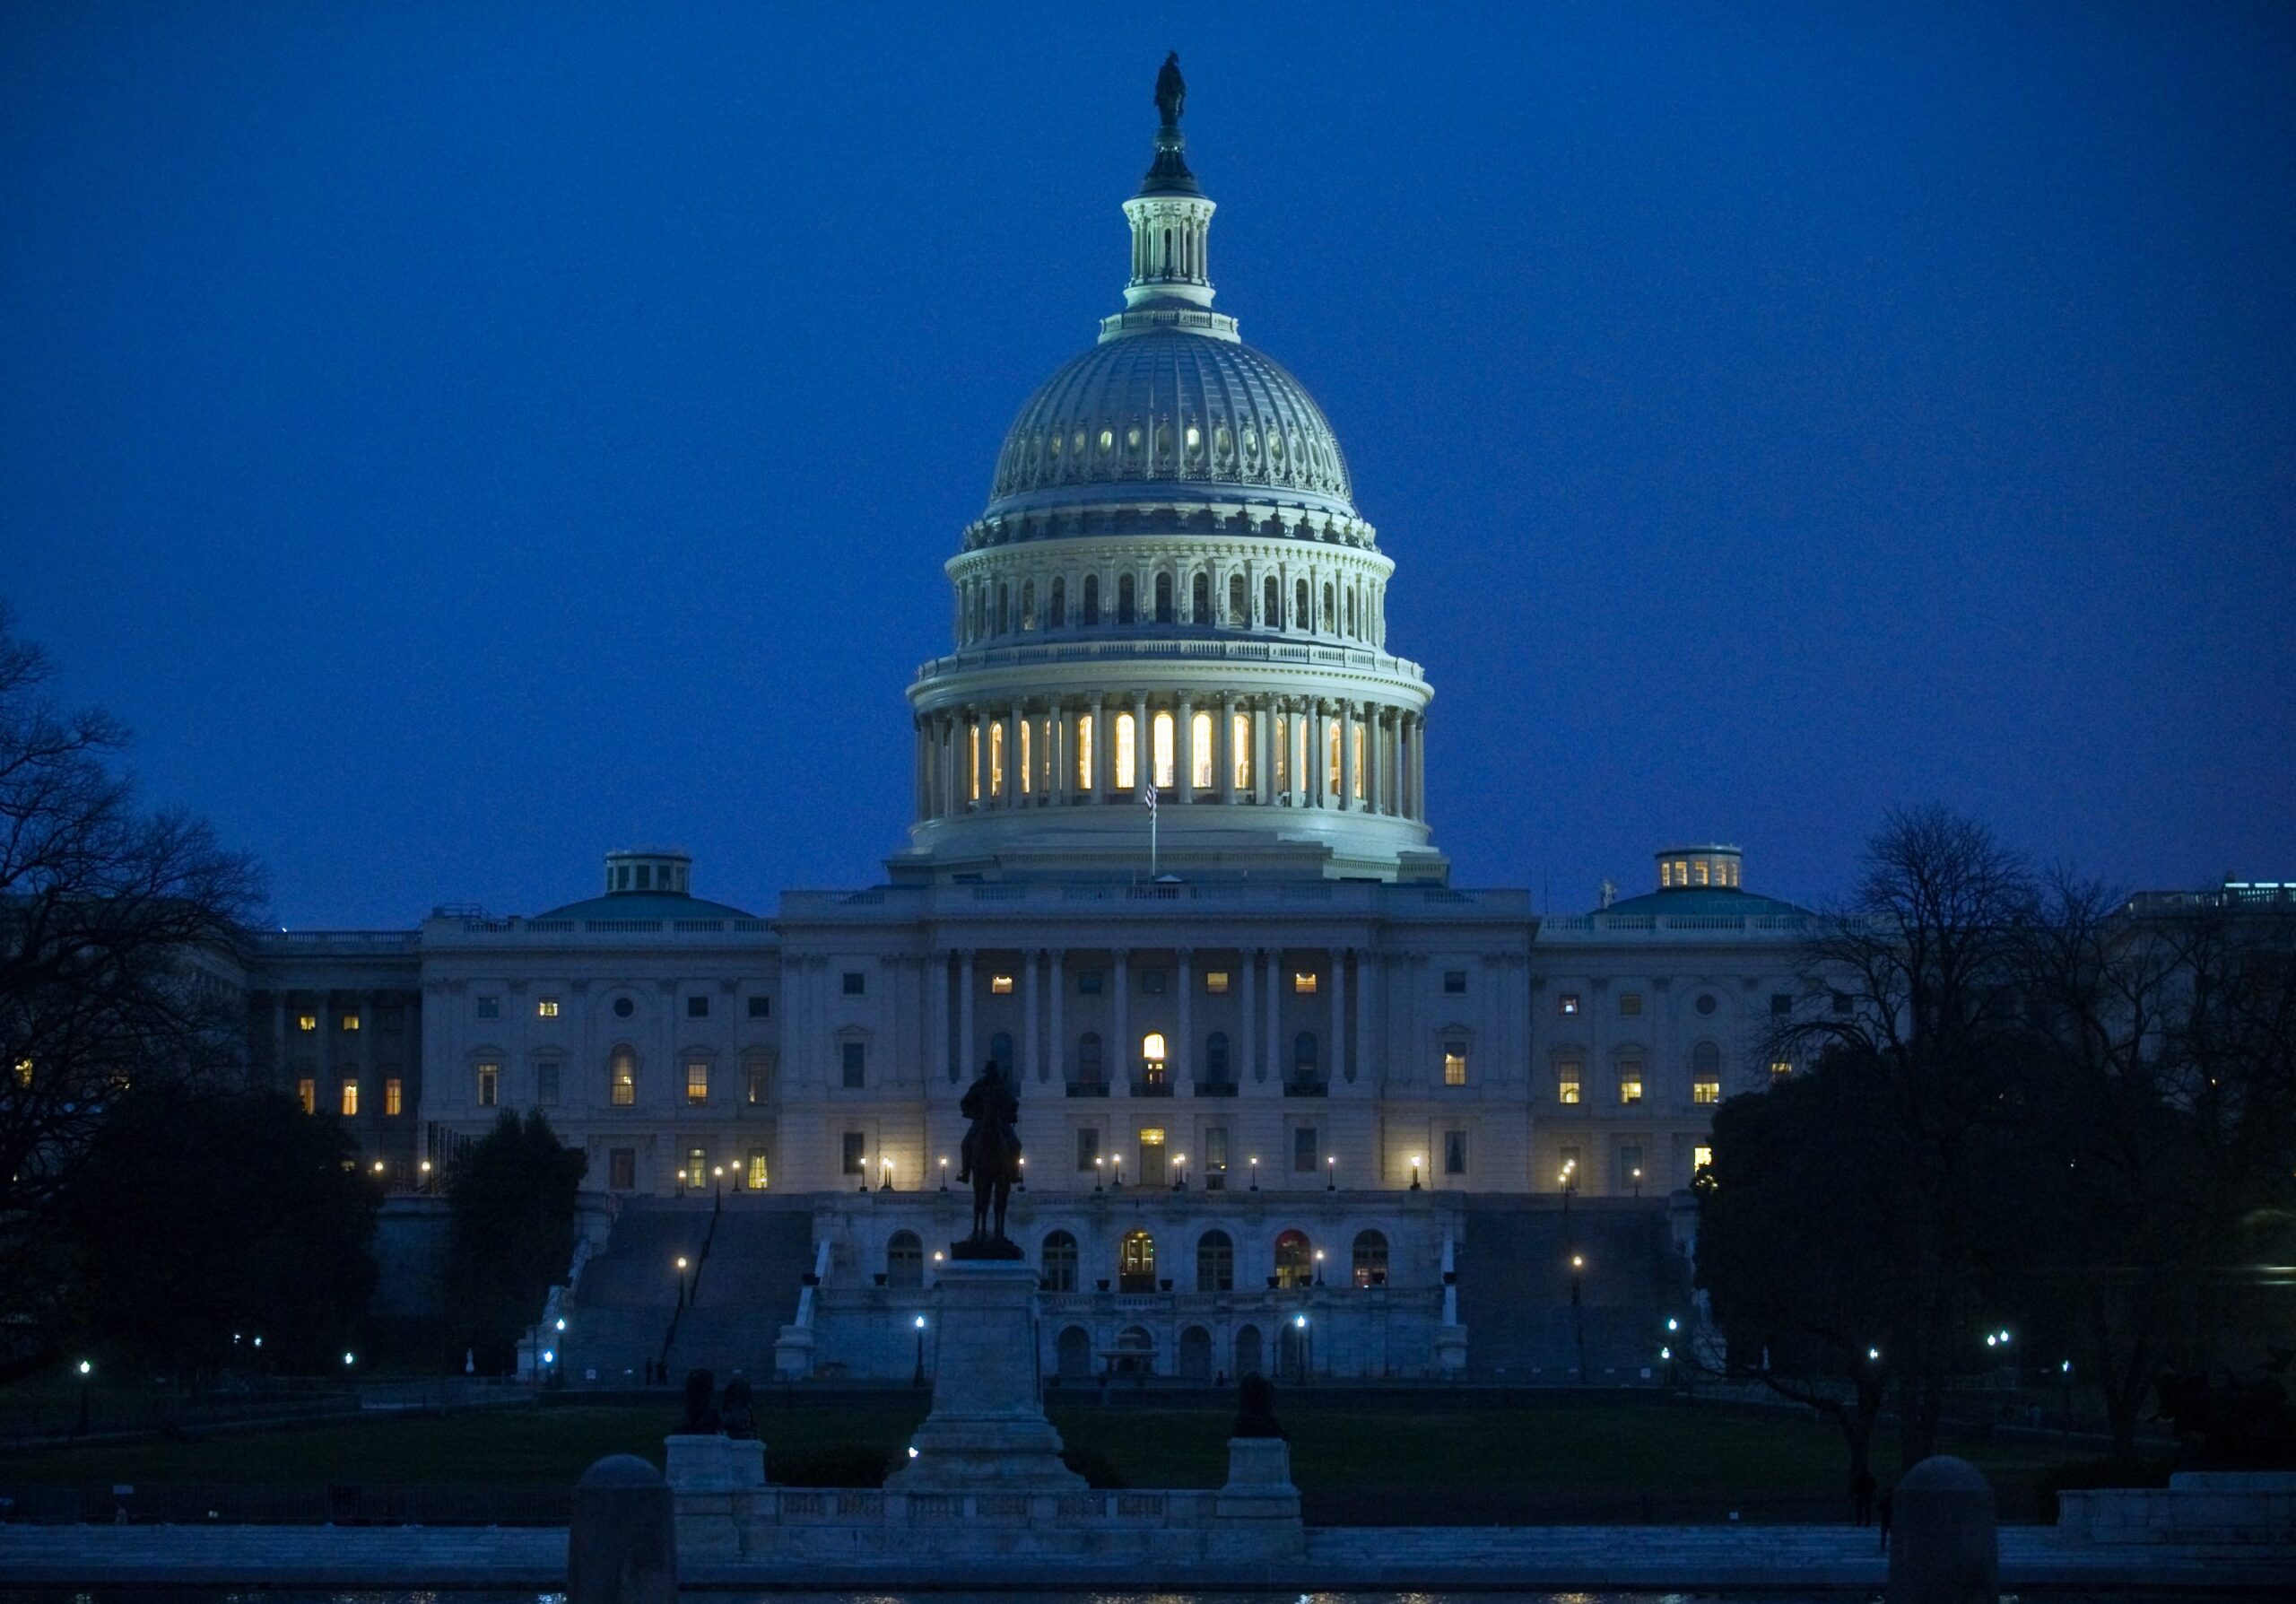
[568,1454,675,1604]
[1888,1454,1998,1604]
[663,1433,767,1556]
[1210,1435,1306,1561]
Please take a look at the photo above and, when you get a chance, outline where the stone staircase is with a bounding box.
[1455,1198,1691,1382]
[561,1196,813,1387]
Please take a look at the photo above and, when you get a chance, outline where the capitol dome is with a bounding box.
[987,330,1355,520]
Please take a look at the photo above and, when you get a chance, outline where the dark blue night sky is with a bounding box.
[4,4,2290,928]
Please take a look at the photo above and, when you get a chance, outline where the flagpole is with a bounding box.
[1144,784,1158,879]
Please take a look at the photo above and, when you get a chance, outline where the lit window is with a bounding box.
[989,721,1004,796]
[1620,992,1643,1016]
[1693,1144,1714,1173]
[1191,711,1213,789]
[1558,993,1580,1016]
[1443,971,1466,995]
[341,1013,360,1033]
[1204,970,1230,995]
[686,1061,709,1104]
[744,1060,768,1104]
[1443,1047,1467,1086]
[991,974,1014,995]
[538,998,560,1017]
[746,1150,769,1190]
[1115,712,1137,789]
[1326,718,1340,792]
[1231,711,1250,789]
[297,1077,316,1114]
[1184,423,1201,451]
[1152,710,1175,789]
[1293,972,1318,995]
[477,1063,500,1108]
[384,1077,403,1116]
[1019,718,1032,793]
[1770,1059,1794,1079]
[1693,1079,1720,1104]
[339,1079,359,1117]
[298,1014,317,1032]
[1558,1061,1582,1104]
[1620,1075,1644,1105]
[475,998,499,1021]
[610,1050,636,1106]
[1142,1032,1167,1059]
[1075,713,1094,789]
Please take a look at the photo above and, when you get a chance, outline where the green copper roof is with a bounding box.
[535,891,758,922]
[1598,885,1809,919]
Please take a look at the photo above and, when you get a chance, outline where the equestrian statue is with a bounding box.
[954,1059,1023,1258]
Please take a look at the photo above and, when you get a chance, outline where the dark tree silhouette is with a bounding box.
[446,1110,587,1371]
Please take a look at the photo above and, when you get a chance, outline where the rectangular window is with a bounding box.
[339,1079,359,1117]
[609,1148,636,1190]
[1076,712,1093,790]
[1231,710,1250,789]
[686,994,709,1019]
[1443,970,1467,995]
[686,1061,709,1104]
[1204,1125,1229,1173]
[747,995,771,1019]
[1292,972,1318,995]
[296,1077,315,1114]
[1692,1078,1720,1104]
[1075,1127,1101,1171]
[611,1060,636,1106]
[1142,969,1166,996]
[1558,993,1580,1016]
[841,1041,865,1088]
[477,1062,499,1107]
[1292,1125,1318,1172]
[1443,1129,1467,1175]
[1619,992,1643,1016]
[297,1013,317,1032]
[1443,1047,1468,1086]
[1204,971,1230,996]
[745,1062,768,1104]
[536,1062,561,1106]
[537,998,560,1017]
[1770,1059,1794,1079]
[1619,1074,1644,1105]
[990,973,1013,994]
[1770,992,1793,1016]
[1693,1144,1714,1174]
[340,1013,360,1033]
[684,1146,708,1189]
[1622,1143,1644,1188]
[842,972,865,997]
[841,1131,866,1176]
[1077,970,1103,995]
[746,1148,769,1190]
[384,1077,403,1117]
[475,998,499,1020]
[1557,1060,1582,1104]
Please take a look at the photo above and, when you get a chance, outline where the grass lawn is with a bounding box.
[1,1398,2101,1521]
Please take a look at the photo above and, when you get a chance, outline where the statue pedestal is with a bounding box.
[884,1257,1083,1493]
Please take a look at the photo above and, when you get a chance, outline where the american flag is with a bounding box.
[1141,786,1157,817]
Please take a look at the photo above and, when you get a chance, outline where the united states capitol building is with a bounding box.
[246,92,1818,1385]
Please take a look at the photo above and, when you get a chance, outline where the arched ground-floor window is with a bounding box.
[1274,1228,1312,1289]
[1178,1324,1213,1381]
[1233,1323,1264,1377]
[1352,1228,1389,1287]
[1119,1228,1156,1293]
[1057,1324,1092,1381]
[887,1230,924,1288]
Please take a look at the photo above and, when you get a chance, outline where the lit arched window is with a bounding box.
[1264,575,1280,627]
[1274,1229,1312,1289]
[1197,1229,1234,1293]
[997,583,1009,634]
[1191,571,1210,622]
[1041,1229,1078,1292]
[1075,712,1093,790]
[1083,574,1100,624]
[1326,719,1342,794]
[1346,588,1356,635]
[1076,1032,1105,1087]
[887,1230,923,1288]
[609,1046,638,1107]
[988,721,1005,798]
[1352,1229,1389,1287]
[1049,577,1065,628]
[1191,711,1213,789]
[1229,572,1247,623]
[1152,710,1175,789]
[1322,582,1335,627]
[1120,1228,1157,1292]
[1021,580,1036,631]
[1204,1031,1231,1085]
[1115,712,1137,789]
[1154,572,1174,623]
[1118,573,1136,623]
[1141,1031,1167,1061]
[1294,578,1310,630]
[1231,712,1251,789]
[1018,718,1032,795]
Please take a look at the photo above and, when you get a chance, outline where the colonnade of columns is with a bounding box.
[913,693,1427,824]
[931,945,1370,1094]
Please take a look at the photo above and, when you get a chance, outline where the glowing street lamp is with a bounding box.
[675,1255,691,1309]
[343,1351,356,1368]
[1326,1155,1336,1191]
[912,1312,928,1387]
[1409,1154,1422,1191]
[1173,1153,1187,1191]
[1016,1155,1026,1191]
[940,1156,950,1191]
[1248,1156,1259,1191]
[1313,1248,1326,1286]
[879,1157,893,1192]
[1094,1155,1105,1193]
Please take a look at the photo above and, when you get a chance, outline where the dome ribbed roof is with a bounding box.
[985,328,1355,520]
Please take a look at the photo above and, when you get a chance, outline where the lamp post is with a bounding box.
[1326,1155,1336,1191]
[912,1313,928,1388]
[1293,1312,1312,1383]
[1560,1159,1577,1224]
[939,1156,950,1192]
[712,1164,725,1207]
[1313,1248,1326,1286]
[1110,1155,1123,1190]
[1173,1153,1187,1191]
[1570,1252,1587,1381]
[1248,1156,1259,1192]
[418,1158,433,1193]
[1409,1155,1422,1191]
[1094,1156,1104,1193]
[675,1255,690,1310]
[879,1157,893,1192]
[1631,1164,1642,1198]
[74,1358,91,1434]
[1016,1155,1026,1191]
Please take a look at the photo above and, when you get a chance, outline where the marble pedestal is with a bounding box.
[883,1256,1084,1494]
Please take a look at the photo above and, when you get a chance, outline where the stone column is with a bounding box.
[1413,716,1427,821]
[1329,949,1347,1088]
[1264,949,1282,1086]
[1176,695,1195,805]
[931,949,952,1085]
[1131,693,1149,796]
[1003,703,1022,808]
[1052,703,1071,806]
[1089,694,1108,803]
[1354,949,1375,1086]
[1252,699,1272,805]
[1176,949,1193,1091]
[1309,702,1328,807]
[1022,949,1039,1085]
[1338,705,1356,812]
[1047,949,1065,1085]
[958,951,977,1082]
[1361,705,1379,815]
[1242,948,1258,1083]
[1218,695,1237,803]
[1112,949,1130,1094]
